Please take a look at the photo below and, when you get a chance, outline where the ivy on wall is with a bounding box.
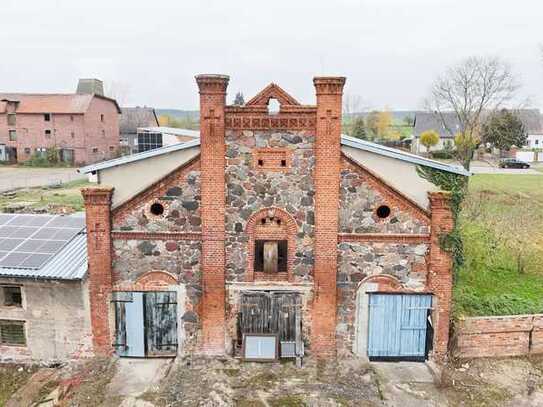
[416,165,468,277]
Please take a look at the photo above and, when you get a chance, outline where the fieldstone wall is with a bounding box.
[224,130,315,282]
[336,241,429,355]
[112,239,202,351]
[113,169,201,233]
[339,166,429,234]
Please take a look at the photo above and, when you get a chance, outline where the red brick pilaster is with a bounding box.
[312,76,346,357]
[427,191,454,361]
[196,74,229,355]
[81,187,114,355]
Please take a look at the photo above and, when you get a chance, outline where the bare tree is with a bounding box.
[343,93,370,136]
[426,56,519,170]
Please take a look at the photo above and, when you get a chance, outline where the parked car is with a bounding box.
[499,158,530,169]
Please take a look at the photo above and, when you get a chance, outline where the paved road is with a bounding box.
[470,166,542,175]
[0,166,86,192]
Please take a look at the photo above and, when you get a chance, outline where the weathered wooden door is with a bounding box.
[367,293,432,360]
[145,292,178,356]
[239,291,303,358]
[113,291,177,357]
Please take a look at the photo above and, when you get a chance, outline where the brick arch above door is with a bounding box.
[245,207,298,282]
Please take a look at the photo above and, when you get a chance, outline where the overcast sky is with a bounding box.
[1,0,542,110]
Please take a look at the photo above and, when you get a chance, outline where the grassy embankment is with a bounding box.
[454,173,543,316]
[0,179,91,213]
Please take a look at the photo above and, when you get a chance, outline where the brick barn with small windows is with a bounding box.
[79,75,469,362]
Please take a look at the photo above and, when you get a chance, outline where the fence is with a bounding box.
[454,314,543,358]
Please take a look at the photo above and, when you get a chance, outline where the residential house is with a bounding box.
[0,79,120,165]
[412,109,543,154]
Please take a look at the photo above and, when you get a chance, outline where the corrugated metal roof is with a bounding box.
[79,130,468,176]
[78,138,201,174]
[341,134,470,176]
[0,232,87,280]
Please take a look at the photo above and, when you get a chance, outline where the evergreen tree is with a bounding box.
[351,117,368,140]
[482,109,527,151]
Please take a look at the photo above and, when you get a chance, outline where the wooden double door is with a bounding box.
[113,291,178,357]
[239,291,303,358]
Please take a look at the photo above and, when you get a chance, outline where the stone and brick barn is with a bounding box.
[0,79,121,165]
[79,75,469,362]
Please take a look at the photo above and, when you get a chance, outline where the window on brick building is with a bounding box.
[109,146,115,152]
[0,320,26,346]
[2,286,22,307]
[44,113,51,122]
[70,115,74,122]
[92,147,98,153]
[7,114,16,126]
[254,240,287,273]
[267,98,280,115]
[71,132,75,138]
[8,130,16,141]
[100,114,104,122]
[44,130,51,138]
[24,148,31,155]
[102,130,106,137]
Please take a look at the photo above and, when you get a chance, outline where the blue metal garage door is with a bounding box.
[367,293,432,360]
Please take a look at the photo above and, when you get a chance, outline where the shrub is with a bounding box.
[431,149,455,159]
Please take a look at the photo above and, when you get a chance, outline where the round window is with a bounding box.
[376,205,391,219]
[150,202,165,216]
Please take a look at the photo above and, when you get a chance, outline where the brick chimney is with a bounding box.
[195,74,229,355]
[77,78,104,96]
[311,76,346,357]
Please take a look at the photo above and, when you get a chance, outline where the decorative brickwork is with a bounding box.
[244,207,298,282]
[224,129,315,283]
[196,74,229,354]
[112,158,201,232]
[81,187,114,355]
[427,191,454,361]
[455,314,543,358]
[312,77,346,357]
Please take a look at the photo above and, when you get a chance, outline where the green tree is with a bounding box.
[350,116,368,139]
[481,109,527,151]
[420,130,440,154]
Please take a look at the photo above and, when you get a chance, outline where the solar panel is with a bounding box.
[0,214,84,270]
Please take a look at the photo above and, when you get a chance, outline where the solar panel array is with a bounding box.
[0,214,85,270]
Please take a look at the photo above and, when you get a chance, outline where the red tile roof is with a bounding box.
[0,93,121,114]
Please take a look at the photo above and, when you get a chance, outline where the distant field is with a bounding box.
[454,173,543,317]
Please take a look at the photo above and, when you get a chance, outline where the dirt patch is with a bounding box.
[0,364,38,406]
[440,356,543,406]
[142,356,382,406]
[58,357,119,407]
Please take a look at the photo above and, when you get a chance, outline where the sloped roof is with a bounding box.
[79,132,467,176]
[0,214,87,280]
[341,135,470,176]
[78,138,201,173]
[0,93,121,114]
[120,107,159,134]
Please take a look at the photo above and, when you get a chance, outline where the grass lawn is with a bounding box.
[0,179,92,213]
[454,173,543,317]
